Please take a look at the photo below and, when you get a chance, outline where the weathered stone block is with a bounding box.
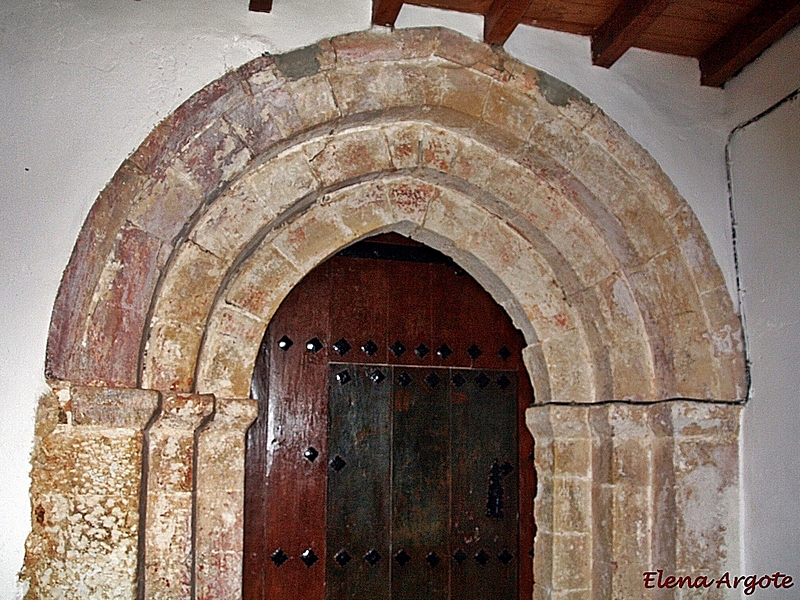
[285,73,340,130]
[434,27,502,70]
[429,64,493,119]
[153,240,227,325]
[143,393,214,599]
[24,389,153,600]
[192,148,319,261]
[226,242,303,321]
[130,164,205,244]
[333,27,438,64]
[423,185,486,249]
[271,204,357,275]
[526,112,590,171]
[327,62,427,115]
[386,177,440,225]
[482,82,544,146]
[582,109,683,218]
[196,305,266,398]
[540,333,594,404]
[68,386,159,428]
[46,160,148,383]
[326,180,394,237]
[142,319,205,392]
[552,533,591,591]
[669,205,727,294]
[553,476,592,533]
[82,225,164,388]
[383,121,424,169]
[553,438,592,477]
[304,127,393,187]
[173,117,252,201]
[129,70,247,177]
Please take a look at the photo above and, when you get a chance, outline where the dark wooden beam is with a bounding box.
[591,0,672,68]
[372,0,405,27]
[248,0,272,13]
[700,0,800,87]
[484,0,535,45]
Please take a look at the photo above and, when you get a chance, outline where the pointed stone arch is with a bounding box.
[28,27,745,599]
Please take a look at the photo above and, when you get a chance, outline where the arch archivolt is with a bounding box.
[26,27,746,600]
[142,114,733,405]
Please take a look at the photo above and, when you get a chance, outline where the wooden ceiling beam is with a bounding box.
[591,0,672,68]
[372,0,405,27]
[700,0,800,87]
[484,0,535,45]
[248,0,273,13]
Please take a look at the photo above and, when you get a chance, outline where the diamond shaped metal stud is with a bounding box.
[300,548,319,567]
[436,344,453,360]
[394,549,411,567]
[475,372,490,389]
[474,549,490,565]
[270,548,289,567]
[361,339,379,356]
[278,335,293,351]
[467,344,483,360]
[390,341,407,356]
[498,548,514,565]
[415,344,430,358]
[397,371,412,387]
[303,447,319,462]
[451,373,466,388]
[369,369,385,384]
[336,370,351,385]
[363,549,382,566]
[453,549,468,564]
[424,372,441,388]
[425,552,441,568]
[497,374,511,389]
[335,549,352,567]
[330,455,347,472]
[498,345,512,360]
[306,337,323,353]
[332,338,352,356]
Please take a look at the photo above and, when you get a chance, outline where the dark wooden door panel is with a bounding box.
[391,367,450,600]
[326,365,392,600]
[451,369,518,600]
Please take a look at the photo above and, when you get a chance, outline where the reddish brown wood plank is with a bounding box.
[372,0,405,26]
[592,0,674,67]
[248,0,273,13]
[700,0,800,86]
[484,0,536,45]
[406,0,492,13]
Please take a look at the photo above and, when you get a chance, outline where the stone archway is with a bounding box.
[25,27,746,599]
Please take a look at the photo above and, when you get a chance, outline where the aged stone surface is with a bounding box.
[23,386,158,600]
[79,224,165,388]
[194,398,257,600]
[36,27,749,600]
[143,393,214,599]
[46,160,148,384]
[527,402,741,599]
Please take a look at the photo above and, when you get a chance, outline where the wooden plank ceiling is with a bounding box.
[249,0,800,86]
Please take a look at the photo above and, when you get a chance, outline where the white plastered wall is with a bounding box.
[0,1,797,596]
[729,85,800,594]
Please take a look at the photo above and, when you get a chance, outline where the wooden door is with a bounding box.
[243,234,534,600]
